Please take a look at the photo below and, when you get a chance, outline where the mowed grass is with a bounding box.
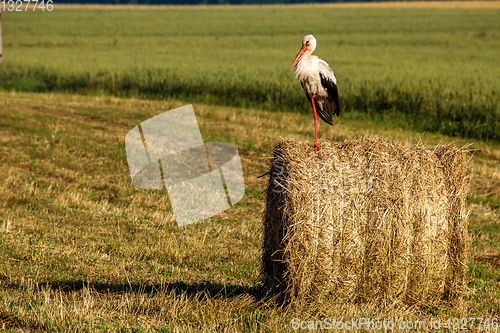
[1,4,500,140]
[0,90,499,331]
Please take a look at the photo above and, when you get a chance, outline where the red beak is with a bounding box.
[292,46,307,67]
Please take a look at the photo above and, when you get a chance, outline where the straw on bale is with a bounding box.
[262,135,470,307]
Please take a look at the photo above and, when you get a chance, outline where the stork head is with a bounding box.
[292,35,317,67]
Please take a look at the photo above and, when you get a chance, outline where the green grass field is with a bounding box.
[1,3,500,331]
[1,4,500,140]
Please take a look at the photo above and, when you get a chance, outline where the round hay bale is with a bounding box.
[262,135,470,307]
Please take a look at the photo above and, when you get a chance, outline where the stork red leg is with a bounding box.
[311,94,320,151]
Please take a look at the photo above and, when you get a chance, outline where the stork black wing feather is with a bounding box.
[319,72,340,117]
[301,81,334,125]
[314,99,333,125]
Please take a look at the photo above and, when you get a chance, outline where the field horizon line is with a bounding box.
[51,1,500,10]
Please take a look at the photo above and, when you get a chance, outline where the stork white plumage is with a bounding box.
[292,35,339,151]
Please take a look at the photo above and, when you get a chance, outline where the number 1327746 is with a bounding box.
[1,0,53,12]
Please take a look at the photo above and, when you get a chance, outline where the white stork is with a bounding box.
[292,35,339,151]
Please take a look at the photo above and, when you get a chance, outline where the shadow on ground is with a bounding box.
[4,280,270,302]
